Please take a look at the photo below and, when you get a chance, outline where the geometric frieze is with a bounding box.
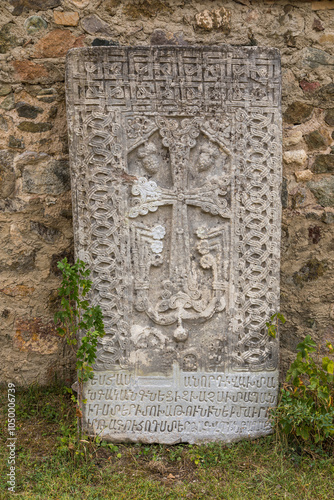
[65,46,282,443]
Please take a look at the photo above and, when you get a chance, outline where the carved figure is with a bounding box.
[198,143,220,172]
[137,142,160,175]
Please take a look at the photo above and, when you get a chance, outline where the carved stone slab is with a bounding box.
[65,46,282,444]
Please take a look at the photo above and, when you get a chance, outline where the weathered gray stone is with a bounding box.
[0,150,16,198]
[1,94,15,111]
[91,38,119,47]
[293,258,326,286]
[15,150,48,169]
[281,177,288,208]
[81,15,113,35]
[36,88,57,103]
[24,16,48,35]
[10,0,61,16]
[311,154,334,173]
[302,47,334,69]
[16,102,44,119]
[18,121,53,133]
[30,221,60,243]
[151,30,188,46]
[8,136,24,149]
[66,46,282,444]
[325,109,334,127]
[322,211,334,224]
[0,251,36,273]
[308,176,334,207]
[0,23,17,54]
[312,18,324,31]
[22,158,70,194]
[315,83,334,106]
[48,105,58,120]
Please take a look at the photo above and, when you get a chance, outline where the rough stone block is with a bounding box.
[302,47,334,69]
[195,8,231,32]
[22,158,70,195]
[17,122,53,133]
[311,154,334,173]
[304,130,328,151]
[295,169,313,182]
[54,11,80,27]
[12,60,49,83]
[16,102,44,119]
[24,15,48,34]
[283,101,313,124]
[312,1,334,10]
[10,0,61,16]
[81,14,113,35]
[34,30,85,59]
[66,46,282,444]
[0,94,15,111]
[14,318,59,354]
[0,150,16,198]
[324,109,334,127]
[0,84,12,97]
[283,150,307,165]
[308,177,334,207]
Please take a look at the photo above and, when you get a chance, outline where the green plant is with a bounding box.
[271,335,334,451]
[54,258,105,431]
[94,436,122,457]
[266,312,286,338]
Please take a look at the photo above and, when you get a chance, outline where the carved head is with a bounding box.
[138,142,159,175]
[198,143,219,172]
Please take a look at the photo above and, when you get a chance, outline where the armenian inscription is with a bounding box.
[65,46,282,443]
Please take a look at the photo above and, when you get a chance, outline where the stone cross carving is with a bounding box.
[128,116,231,340]
[66,46,282,444]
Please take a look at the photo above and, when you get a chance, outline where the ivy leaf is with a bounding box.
[276,313,286,324]
[268,325,277,338]
[326,360,334,375]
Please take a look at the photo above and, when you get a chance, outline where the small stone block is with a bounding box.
[283,150,307,165]
[312,154,334,173]
[324,109,334,127]
[295,169,313,182]
[304,130,328,151]
[312,1,334,10]
[24,15,48,34]
[54,11,79,26]
[283,130,302,147]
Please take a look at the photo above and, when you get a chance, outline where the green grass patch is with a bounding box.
[1,384,333,500]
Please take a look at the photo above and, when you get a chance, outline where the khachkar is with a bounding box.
[65,46,282,443]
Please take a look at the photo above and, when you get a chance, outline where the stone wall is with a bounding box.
[0,0,333,385]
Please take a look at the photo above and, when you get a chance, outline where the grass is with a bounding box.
[0,384,333,500]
